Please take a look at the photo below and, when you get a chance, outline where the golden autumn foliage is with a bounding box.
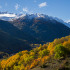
[63,39,70,52]
[1,54,19,69]
[0,35,70,70]
[47,42,55,55]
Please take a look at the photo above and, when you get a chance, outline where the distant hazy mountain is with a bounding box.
[52,17,70,28]
[68,22,70,27]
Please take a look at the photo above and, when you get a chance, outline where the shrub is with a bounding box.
[39,49,49,58]
[54,44,66,59]
[63,40,70,53]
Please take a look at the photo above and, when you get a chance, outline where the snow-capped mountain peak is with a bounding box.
[0,12,70,28]
[18,13,70,28]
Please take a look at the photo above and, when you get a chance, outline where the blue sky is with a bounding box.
[0,0,70,22]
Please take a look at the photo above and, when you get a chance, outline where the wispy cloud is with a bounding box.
[38,2,47,8]
[23,8,28,12]
[22,7,33,14]
[15,4,20,10]
[0,14,17,17]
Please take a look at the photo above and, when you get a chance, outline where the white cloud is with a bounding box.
[66,20,70,23]
[38,2,47,8]
[15,4,19,10]
[0,14,17,17]
[22,7,33,14]
[23,8,28,12]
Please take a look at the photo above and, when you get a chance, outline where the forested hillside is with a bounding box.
[0,35,70,70]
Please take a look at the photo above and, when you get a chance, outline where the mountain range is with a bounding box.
[12,14,70,42]
[0,12,70,28]
[0,12,70,54]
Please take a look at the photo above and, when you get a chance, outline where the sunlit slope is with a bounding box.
[0,35,70,70]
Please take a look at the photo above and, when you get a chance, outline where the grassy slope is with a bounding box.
[32,56,70,70]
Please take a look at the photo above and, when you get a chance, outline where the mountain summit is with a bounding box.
[0,12,70,28]
[12,14,70,43]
